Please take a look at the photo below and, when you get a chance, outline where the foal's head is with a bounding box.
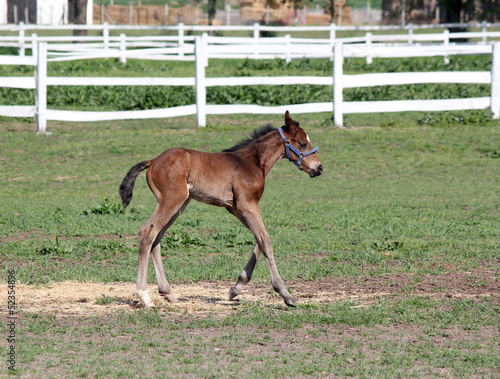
[280,111,323,178]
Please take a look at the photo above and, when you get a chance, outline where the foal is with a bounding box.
[119,111,323,307]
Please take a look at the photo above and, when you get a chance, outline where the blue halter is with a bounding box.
[278,127,319,170]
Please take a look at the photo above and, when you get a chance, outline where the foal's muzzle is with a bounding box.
[309,164,323,178]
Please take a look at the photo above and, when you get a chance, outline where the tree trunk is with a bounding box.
[69,0,88,38]
[208,0,216,26]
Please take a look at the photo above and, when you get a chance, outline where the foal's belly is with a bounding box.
[187,182,234,208]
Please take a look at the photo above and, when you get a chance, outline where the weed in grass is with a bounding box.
[95,295,117,305]
[83,198,124,215]
[37,236,75,256]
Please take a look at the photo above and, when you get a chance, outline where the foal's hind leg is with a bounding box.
[136,196,189,308]
[150,199,191,303]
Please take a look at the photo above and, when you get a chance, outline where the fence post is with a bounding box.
[31,33,37,62]
[195,36,207,127]
[253,23,260,59]
[408,23,414,44]
[366,32,372,64]
[285,34,291,63]
[490,42,500,119]
[103,22,109,50]
[18,21,25,57]
[333,41,344,128]
[443,30,450,64]
[119,33,127,64]
[481,20,487,44]
[178,23,184,57]
[329,23,336,60]
[36,42,48,134]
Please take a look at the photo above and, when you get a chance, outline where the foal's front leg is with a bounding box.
[150,243,178,303]
[234,206,296,307]
[229,244,261,300]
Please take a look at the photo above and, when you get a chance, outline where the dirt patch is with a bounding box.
[3,269,498,317]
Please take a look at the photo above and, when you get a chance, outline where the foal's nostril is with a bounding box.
[310,164,323,178]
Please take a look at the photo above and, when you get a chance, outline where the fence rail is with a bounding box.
[4,32,500,65]
[2,21,500,33]
[0,37,499,132]
[2,21,500,59]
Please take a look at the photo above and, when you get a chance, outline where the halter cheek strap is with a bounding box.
[278,127,319,170]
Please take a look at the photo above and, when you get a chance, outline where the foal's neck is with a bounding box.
[244,130,284,178]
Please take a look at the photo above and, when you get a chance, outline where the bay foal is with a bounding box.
[119,111,323,307]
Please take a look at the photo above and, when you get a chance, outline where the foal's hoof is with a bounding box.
[228,288,238,300]
[285,299,296,307]
[160,293,179,303]
[166,295,179,303]
[135,292,154,308]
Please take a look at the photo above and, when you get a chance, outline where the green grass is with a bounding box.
[0,109,499,377]
[6,298,500,377]
[1,114,499,285]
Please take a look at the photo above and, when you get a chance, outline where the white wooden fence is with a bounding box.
[1,37,499,132]
[2,21,500,59]
[334,41,500,126]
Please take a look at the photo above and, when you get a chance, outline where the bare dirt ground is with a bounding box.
[5,268,498,317]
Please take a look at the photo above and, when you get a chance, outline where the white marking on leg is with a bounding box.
[135,289,154,308]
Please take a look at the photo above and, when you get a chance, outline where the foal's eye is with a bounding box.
[299,141,307,150]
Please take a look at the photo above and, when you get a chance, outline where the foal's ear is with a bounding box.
[284,110,298,133]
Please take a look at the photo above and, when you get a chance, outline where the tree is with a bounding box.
[441,0,467,22]
[324,0,336,23]
[208,0,217,25]
[68,0,87,37]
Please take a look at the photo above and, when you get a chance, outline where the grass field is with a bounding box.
[0,112,499,377]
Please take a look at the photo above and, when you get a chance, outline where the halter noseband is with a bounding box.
[278,127,319,170]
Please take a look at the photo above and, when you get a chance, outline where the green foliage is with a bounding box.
[164,232,205,248]
[418,109,494,126]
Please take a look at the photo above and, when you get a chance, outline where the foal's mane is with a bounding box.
[222,124,276,152]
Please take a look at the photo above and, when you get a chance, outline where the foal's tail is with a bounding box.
[119,161,151,209]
